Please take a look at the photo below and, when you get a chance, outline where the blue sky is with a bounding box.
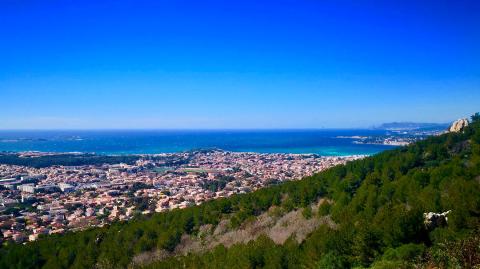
[1,0,479,129]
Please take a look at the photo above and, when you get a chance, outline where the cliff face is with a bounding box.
[448,118,469,132]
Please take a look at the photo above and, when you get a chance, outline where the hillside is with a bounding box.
[1,114,479,269]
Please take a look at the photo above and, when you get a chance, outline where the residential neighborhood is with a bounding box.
[0,150,362,244]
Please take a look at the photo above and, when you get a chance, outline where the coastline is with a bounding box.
[0,129,399,156]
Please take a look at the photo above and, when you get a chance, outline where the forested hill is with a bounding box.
[1,114,480,269]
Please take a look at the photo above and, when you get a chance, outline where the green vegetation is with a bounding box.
[318,201,331,217]
[0,153,140,168]
[202,175,236,192]
[151,167,173,173]
[1,113,479,269]
[182,168,208,173]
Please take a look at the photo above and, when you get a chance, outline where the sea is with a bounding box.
[0,130,397,156]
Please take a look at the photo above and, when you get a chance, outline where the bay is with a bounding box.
[0,129,396,156]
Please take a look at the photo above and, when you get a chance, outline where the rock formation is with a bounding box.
[424,210,450,230]
[448,118,469,132]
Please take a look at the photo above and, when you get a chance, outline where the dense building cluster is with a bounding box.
[350,128,447,146]
[0,150,362,243]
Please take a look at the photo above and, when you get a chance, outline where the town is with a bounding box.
[0,150,362,244]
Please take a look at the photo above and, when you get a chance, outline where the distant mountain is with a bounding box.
[374,122,449,131]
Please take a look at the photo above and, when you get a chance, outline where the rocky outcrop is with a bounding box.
[131,200,335,267]
[448,118,469,132]
[424,210,450,230]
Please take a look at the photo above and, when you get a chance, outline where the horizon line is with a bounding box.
[0,120,455,132]
[0,126,451,132]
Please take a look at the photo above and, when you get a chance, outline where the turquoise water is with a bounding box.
[0,130,396,156]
